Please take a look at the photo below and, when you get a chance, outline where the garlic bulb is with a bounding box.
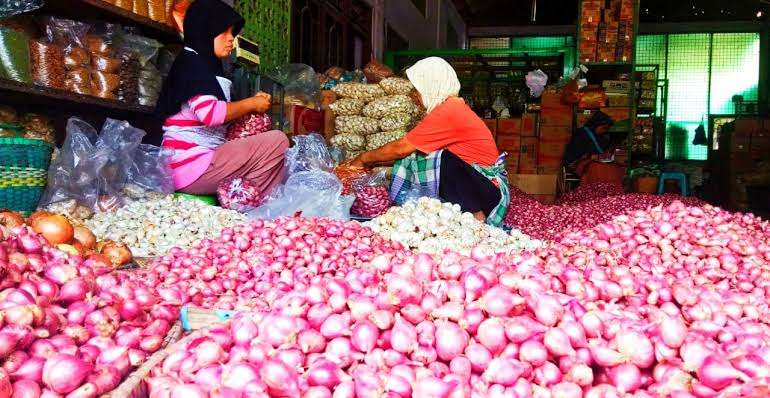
[86,196,248,257]
[365,197,543,256]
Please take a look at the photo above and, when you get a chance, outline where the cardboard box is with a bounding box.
[482,118,497,135]
[539,126,572,144]
[519,137,538,174]
[509,174,558,196]
[497,118,522,136]
[540,107,573,127]
[541,89,565,109]
[521,113,538,136]
[506,152,520,175]
[496,135,521,152]
[288,105,323,136]
[537,142,567,174]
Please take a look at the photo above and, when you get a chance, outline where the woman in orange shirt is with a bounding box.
[347,57,510,225]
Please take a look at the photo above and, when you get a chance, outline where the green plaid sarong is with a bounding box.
[389,151,510,227]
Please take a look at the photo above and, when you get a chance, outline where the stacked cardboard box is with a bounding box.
[495,118,523,175]
[537,89,573,175]
[579,0,636,64]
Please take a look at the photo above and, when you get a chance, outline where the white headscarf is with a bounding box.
[406,57,461,114]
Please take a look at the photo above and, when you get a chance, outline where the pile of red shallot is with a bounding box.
[217,177,267,211]
[226,113,273,141]
[0,225,179,397]
[504,185,705,241]
[140,201,769,397]
[123,218,408,311]
[555,183,625,205]
[351,186,391,218]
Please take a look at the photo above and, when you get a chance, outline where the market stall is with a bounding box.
[1,0,770,396]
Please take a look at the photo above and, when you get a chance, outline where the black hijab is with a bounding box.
[156,0,245,117]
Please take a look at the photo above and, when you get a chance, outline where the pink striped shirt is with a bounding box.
[161,94,228,189]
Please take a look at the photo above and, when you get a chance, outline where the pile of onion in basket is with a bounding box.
[366,197,543,255]
[136,200,770,397]
[0,225,180,397]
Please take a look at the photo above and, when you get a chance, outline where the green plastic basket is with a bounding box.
[173,193,218,206]
[0,129,54,216]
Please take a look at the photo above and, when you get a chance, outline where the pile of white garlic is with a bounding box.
[86,196,248,257]
[365,197,543,256]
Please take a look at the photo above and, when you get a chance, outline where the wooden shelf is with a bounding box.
[0,78,155,116]
[39,0,180,44]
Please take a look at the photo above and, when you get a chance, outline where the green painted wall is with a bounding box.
[235,0,291,70]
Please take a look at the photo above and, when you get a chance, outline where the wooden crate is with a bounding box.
[102,321,184,398]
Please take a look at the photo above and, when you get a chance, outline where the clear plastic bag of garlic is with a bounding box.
[365,197,543,255]
[331,82,385,103]
[334,115,379,136]
[379,77,414,95]
[330,133,366,151]
[362,95,418,119]
[366,130,407,150]
[328,98,365,116]
[86,195,248,257]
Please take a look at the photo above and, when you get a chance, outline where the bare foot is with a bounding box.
[473,211,486,222]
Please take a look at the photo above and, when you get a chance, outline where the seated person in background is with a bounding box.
[346,57,509,225]
[564,111,625,187]
[564,110,614,169]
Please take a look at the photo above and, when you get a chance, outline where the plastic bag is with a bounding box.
[578,86,606,109]
[335,164,369,195]
[123,144,174,194]
[1,0,44,18]
[350,169,390,218]
[226,113,272,141]
[379,77,414,95]
[29,40,65,89]
[366,130,406,150]
[335,115,379,136]
[363,95,419,119]
[118,53,140,104]
[284,133,334,175]
[332,82,385,102]
[249,133,353,220]
[363,59,393,83]
[117,34,162,67]
[44,17,90,49]
[0,27,32,83]
[268,63,321,109]
[562,78,580,104]
[40,118,109,210]
[217,176,265,211]
[379,113,414,132]
[248,171,354,220]
[525,69,548,98]
[329,98,365,116]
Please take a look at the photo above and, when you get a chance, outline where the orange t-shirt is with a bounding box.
[405,97,499,166]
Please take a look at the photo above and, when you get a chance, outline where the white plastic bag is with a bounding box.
[525,69,548,98]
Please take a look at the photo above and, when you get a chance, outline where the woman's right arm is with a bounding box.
[224,95,271,122]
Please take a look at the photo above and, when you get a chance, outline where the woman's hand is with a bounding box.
[346,155,366,168]
[251,94,272,113]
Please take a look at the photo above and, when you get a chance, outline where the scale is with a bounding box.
[231,36,285,130]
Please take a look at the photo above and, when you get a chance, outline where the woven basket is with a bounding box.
[101,321,184,398]
[0,130,53,216]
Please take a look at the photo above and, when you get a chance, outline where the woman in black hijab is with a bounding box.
[157,0,288,198]
[563,110,614,168]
